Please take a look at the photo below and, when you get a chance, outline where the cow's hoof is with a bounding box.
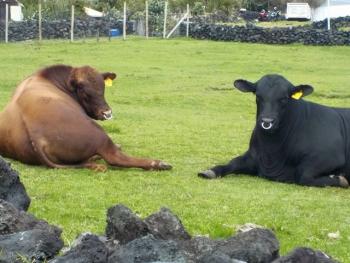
[338,176,349,188]
[158,161,172,170]
[198,170,217,179]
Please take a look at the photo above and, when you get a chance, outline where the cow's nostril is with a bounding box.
[262,118,274,123]
[102,110,113,120]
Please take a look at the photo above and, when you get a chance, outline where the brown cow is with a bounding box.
[0,64,172,172]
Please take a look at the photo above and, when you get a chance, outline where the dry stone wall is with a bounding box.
[184,16,350,46]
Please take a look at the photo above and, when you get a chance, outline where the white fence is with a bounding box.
[0,1,192,43]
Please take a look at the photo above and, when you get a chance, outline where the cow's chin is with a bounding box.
[95,115,112,121]
[95,113,114,121]
[86,111,113,121]
[87,112,105,121]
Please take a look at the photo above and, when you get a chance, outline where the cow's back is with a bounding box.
[0,76,39,163]
[0,75,86,164]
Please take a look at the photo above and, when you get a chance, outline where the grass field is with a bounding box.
[1,38,350,261]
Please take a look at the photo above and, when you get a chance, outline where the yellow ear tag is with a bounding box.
[104,78,113,87]
[291,90,303,100]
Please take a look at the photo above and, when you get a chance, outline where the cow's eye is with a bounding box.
[279,98,288,104]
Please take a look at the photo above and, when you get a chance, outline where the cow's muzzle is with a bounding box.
[102,110,113,120]
[261,118,274,130]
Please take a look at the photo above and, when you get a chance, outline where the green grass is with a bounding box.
[1,38,350,261]
[339,26,350,32]
[257,20,311,28]
[219,20,311,28]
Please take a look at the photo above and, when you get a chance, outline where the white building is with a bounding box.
[312,0,350,21]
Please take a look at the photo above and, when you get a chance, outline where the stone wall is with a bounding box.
[183,16,350,46]
[1,15,350,44]
[312,16,350,30]
[0,16,135,41]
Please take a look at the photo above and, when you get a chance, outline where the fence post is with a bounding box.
[163,1,168,38]
[5,4,8,43]
[145,0,149,39]
[123,1,126,40]
[186,4,190,37]
[327,0,331,30]
[38,0,42,41]
[96,22,100,42]
[70,5,75,42]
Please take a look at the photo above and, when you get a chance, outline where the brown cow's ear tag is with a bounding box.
[104,78,113,87]
[291,90,303,100]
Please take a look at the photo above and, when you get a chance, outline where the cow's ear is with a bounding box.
[291,84,314,100]
[233,79,256,93]
[102,73,117,87]
[102,72,117,80]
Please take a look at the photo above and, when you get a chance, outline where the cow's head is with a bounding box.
[234,74,313,133]
[69,66,117,121]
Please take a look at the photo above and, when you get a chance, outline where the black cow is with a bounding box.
[199,74,350,188]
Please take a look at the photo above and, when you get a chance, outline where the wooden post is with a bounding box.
[5,4,8,43]
[123,1,126,40]
[38,0,42,41]
[186,4,190,37]
[145,0,149,39]
[163,1,168,38]
[70,5,75,42]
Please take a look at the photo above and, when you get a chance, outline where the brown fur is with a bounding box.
[0,65,171,171]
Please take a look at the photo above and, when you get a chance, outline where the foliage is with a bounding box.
[192,2,205,16]
[21,0,320,18]
[149,0,166,14]
[21,0,87,19]
[0,38,350,262]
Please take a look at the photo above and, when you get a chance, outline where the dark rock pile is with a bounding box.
[312,16,350,30]
[54,204,281,263]
[0,199,63,262]
[0,157,339,262]
[0,16,135,42]
[184,22,350,45]
[52,204,337,263]
[179,16,350,46]
[0,157,30,211]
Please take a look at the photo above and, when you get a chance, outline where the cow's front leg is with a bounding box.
[198,151,257,179]
[99,142,172,171]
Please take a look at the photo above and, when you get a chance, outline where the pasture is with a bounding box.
[0,38,350,261]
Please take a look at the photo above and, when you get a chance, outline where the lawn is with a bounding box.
[0,38,350,261]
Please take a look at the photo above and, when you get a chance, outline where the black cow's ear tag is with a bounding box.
[291,90,303,100]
